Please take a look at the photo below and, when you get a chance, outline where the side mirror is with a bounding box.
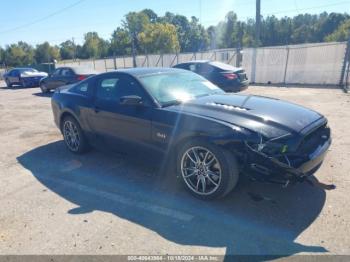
[120,95,143,106]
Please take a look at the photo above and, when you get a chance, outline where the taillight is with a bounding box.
[223,73,238,80]
[77,75,86,81]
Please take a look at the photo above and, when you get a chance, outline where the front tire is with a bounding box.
[20,78,27,88]
[62,116,89,154]
[177,139,239,200]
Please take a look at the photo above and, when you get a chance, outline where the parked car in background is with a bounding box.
[51,68,331,200]
[174,60,249,92]
[40,66,97,93]
[4,68,48,88]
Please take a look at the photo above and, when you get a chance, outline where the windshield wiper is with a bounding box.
[195,94,211,98]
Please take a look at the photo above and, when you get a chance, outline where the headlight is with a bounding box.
[247,132,291,155]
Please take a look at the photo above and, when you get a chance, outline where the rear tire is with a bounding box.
[61,116,90,154]
[40,82,49,93]
[5,79,12,87]
[176,139,239,200]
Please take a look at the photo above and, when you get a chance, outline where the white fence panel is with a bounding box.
[285,42,346,85]
[178,53,195,64]
[163,54,178,67]
[255,47,287,84]
[105,58,115,71]
[115,57,125,68]
[55,42,347,86]
[94,59,106,72]
[136,55,147,67]
[147,55,161,67]
[242,48,254,81]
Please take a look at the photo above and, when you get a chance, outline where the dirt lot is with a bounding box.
[0,82,349,258]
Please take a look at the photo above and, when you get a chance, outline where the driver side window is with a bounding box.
[52,69,61,76]
[96,74,146,103]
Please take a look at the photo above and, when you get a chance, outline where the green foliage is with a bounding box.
[3,42,35,66]
[35,42,60,63]
[325,19,350,42]
[212,12,349,48]
[141,9,159,23]
[161,13,209,52]
[81,32,107,59]
[138,23,180,54]
[60,40,76,60]
[1,10,350,66]
[110,27,131,56]
[187,17,209,52]
[0,47,4,64]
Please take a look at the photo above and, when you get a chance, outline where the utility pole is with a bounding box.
[132,32,137,68]
[255,0,261,47]
[72,37,76,61]
[236,22,243,67]
[251,0,261,83]
[199,0,202,24]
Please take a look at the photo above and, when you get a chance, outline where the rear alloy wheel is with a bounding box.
[5,79,12,88]
[40,82,49,93]
[177,140,239,200]
[62,116,89,154]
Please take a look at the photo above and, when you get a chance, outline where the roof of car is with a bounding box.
[12,67,36,70]
[56,66,98,74]
[115,67,185,77]
[177,60,211,65]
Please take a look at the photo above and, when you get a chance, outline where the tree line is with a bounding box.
[0,9,349,67]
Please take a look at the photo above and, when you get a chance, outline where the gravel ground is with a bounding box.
[0,82,349,259]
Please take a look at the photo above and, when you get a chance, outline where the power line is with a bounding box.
[263,0,350,16]
[0,0,86,34]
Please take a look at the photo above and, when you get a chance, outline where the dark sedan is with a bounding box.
[51,68,331,200]
[174,60,249,92]
[4,68,48,88]
[40,66,97,93]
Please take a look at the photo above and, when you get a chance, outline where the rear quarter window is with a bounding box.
[70,81,91,96]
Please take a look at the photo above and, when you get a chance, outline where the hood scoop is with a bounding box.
[206,102,250,112]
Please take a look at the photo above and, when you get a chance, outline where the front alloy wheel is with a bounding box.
[181,147,222,196]
[177,140,239,200]
[63,120,81,152]
[20,79,27,88]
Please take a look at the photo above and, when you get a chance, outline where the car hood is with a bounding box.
[167,94,324,138]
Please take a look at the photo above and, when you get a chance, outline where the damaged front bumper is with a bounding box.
[244,136,332,186]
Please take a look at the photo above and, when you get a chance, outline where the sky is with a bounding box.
[0,0,349,47]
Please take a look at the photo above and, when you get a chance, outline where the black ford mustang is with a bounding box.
[51,68,331,199]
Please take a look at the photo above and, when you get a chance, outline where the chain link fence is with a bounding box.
[0,41,338,87]
[242,42,347,86]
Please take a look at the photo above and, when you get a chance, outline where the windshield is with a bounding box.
[139,71,224,106]
[19,68,38,73]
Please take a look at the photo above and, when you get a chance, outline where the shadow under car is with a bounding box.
[17,140,328,258]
